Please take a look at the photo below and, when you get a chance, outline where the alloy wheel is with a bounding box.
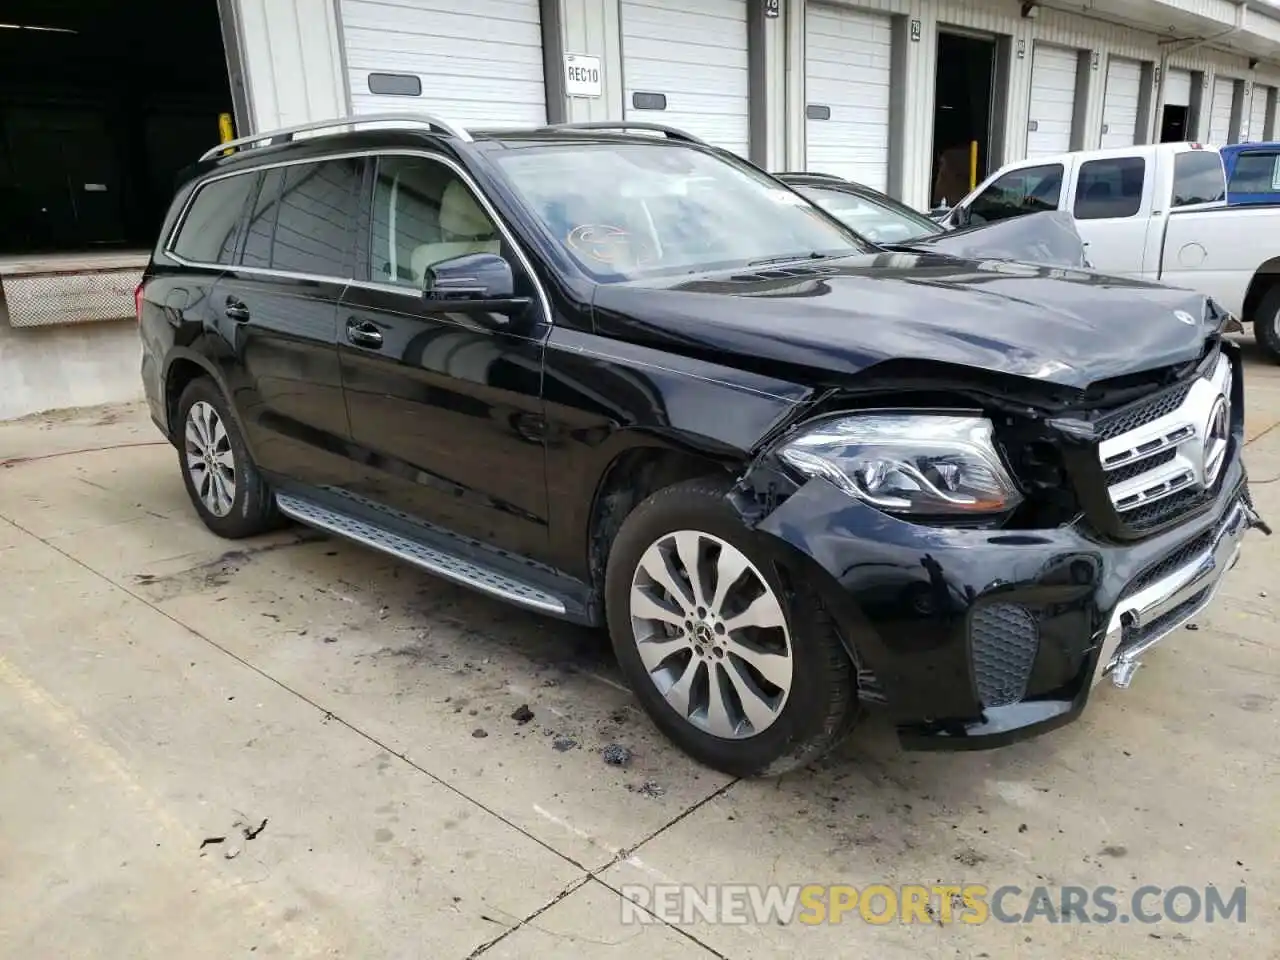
[184,400,237,518]
[628,530,794,740]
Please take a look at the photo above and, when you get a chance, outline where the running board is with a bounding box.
[275,492,567,616]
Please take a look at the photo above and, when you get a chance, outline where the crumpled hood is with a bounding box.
[592,251,1217,390]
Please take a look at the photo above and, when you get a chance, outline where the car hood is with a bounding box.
[591,251,1217,391]
[897,210,1091,269]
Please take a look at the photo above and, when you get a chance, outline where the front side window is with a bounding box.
[487,143,870,281]
[1171,150,1226,207]
[370,155,501,288]
[171,173,257,265]
[1073,156,1145,219]
[967,164,1064,224]
[791,184,940,243]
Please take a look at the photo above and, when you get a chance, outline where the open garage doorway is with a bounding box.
[931,30,1004,208]
[0,0,238,254]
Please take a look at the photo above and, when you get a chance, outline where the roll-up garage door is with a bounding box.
[1164,68,1192,107]
[1208,76,1235,143]
[1247,85,1272,141]
[341,0,547,128]
[1026,44,1079,158]
[804,4,893,191]
[621,0,749,156]
[1101,57,1143,148]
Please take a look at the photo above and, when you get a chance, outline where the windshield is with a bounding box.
[487,142,871,281]
[791,183,941,243]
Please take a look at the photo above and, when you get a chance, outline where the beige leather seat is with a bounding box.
[410,180,500,283]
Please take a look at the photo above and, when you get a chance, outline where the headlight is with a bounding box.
[776,413,1022,515]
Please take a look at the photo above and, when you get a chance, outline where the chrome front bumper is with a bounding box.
[1094,496,1255,688]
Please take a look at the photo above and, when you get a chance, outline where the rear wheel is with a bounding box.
[1253,285,1280,363]
[604,477,859,777]
[176,377,281,539]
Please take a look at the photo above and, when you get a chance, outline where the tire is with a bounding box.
[604,477,859,778]
[175,376,281,539]
[1253,285,1280,363]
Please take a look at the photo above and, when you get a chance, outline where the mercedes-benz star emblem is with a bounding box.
[1173,310,1198,325]
[1203,394,1230,486]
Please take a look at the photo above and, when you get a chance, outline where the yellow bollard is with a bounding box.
[969,140,978,191]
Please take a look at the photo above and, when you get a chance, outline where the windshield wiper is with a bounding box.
[746,251,830,267]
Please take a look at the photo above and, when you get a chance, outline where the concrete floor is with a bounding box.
[1,340,1278,959]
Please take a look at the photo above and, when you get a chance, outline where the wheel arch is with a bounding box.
[1242,257,1280,323]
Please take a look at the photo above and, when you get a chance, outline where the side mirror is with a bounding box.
[421,252,533,327]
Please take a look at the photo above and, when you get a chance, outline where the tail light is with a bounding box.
[134,282,144,322]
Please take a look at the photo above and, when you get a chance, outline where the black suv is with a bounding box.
[139,114,1263,777]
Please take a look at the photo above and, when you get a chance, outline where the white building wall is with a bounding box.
[234,0,348,131]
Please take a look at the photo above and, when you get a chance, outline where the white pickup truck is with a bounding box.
[940,142,1280,360]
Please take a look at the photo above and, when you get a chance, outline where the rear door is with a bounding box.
[337,152,551,558]
[211,157,362,488]
[1066,153,1150,277]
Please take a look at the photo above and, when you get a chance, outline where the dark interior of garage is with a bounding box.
[1160,105,1189,142]
[931,31,995,208]
[0,0,234,255]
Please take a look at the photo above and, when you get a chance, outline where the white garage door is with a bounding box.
[620,0,749,156]
[1208,76,1235,143]
[341,0,546,128]
[1026,44,1079,158]
[1247,85,1272,141]
[1101,57,1143,149]
[1164,68,1192,107]
[804,4,893,191]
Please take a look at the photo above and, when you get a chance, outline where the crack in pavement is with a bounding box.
[0,506,736,958]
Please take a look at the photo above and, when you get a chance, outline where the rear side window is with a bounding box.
[170,173,256,265]
[272,159,362,276]
[240,168,285,268]
[1227,150,1280,194]
[1172,150,1226,207]
[238,160,361,275]
[1074,157,1145,219]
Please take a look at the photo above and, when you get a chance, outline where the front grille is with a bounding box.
[1094,353,1233,533]
[970,603,1039,708]
[1095,381,1194,441]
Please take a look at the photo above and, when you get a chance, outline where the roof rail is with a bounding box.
[543,121,708,146]
[199,112,471,163]
[774,170,847,181]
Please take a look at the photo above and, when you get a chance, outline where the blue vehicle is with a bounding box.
[1221,141,1280,205]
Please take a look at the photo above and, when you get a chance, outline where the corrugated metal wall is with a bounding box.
[235,0,348,130]
[227,0,1280,208]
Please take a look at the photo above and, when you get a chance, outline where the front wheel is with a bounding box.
[604,478,859,777]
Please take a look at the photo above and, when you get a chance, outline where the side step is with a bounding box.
[275,492,568,616]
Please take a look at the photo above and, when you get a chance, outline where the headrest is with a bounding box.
[440,181,493,239]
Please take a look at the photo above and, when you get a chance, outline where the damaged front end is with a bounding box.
[726,341,1267,750]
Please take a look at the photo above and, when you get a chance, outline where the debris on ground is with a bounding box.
[602,744,631,767]
[510,704,534,725]
[1186,623,1200,631]
[200,816,268,859]
[628,779,665,798]
[552,736,578,752]
[472,728,488,739]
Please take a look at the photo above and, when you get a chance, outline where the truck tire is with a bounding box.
[1254,285,1280,363]
[604,477,860,778]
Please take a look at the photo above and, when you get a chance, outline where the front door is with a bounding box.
[337,153,551,560]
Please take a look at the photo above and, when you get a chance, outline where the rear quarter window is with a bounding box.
[170,173,257,265]
[1073,157,1145,219]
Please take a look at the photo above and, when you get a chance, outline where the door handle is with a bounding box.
[346,317,384,348]
[224,297,250,322]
